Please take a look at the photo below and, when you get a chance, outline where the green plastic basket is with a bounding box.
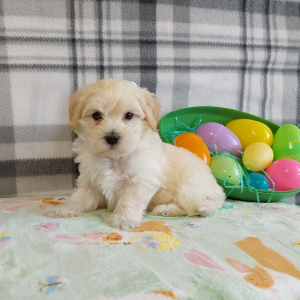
[158,106,300,202]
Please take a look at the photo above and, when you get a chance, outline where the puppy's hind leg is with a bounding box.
[151,204,187,217]
[178,185,225,215]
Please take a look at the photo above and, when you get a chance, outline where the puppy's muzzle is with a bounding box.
[105,132,120,146]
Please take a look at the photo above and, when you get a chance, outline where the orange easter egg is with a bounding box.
[175,132,211,164]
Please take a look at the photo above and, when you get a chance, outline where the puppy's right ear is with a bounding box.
[69,91,84,130]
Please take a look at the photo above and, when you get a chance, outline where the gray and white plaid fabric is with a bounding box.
[1,0,300,204]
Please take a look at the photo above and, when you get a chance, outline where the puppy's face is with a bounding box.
[69,79,160,159]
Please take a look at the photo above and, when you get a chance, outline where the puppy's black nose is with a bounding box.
[105,133,120,145]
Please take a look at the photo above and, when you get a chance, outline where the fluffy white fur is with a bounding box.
[45,78,225,230]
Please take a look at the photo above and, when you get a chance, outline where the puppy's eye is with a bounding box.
[125,112,133,120]
[92,112,102,121]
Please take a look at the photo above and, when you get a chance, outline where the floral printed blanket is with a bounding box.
[1,197,300,300]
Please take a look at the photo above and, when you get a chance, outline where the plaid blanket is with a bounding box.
[0,0,300,204]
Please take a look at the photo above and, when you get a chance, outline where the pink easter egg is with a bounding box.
[196,122,242,156]
[266,158,300,191]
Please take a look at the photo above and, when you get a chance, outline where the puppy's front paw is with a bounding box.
[108,214,140,231]
[44,205,81,218]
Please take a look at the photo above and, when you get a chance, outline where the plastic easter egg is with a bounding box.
[243,173,269,190]
[242,142,274,171]
[266,158,300,191]
[226,119,273,150]
[210,155,243,185]
[195,122,242,156]
[175,132,211,164]
[272,124,300,163]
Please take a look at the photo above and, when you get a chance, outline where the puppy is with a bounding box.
[45,78,225,230]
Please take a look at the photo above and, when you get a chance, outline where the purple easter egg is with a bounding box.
[196,122,242,156]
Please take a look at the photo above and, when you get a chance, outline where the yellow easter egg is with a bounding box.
[242,142,274,171]
[226,119,273,150]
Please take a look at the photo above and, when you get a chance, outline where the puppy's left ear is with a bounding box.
[140,89,161,131]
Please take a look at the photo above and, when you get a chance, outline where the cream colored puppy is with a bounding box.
[45,78,225,230]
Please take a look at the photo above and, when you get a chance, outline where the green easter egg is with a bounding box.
[272,124,300,162]
[210,155,243,185]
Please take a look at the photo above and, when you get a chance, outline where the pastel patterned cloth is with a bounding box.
[1,197,300,300]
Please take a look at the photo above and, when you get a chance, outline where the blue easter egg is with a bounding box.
[244,173,269,190]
